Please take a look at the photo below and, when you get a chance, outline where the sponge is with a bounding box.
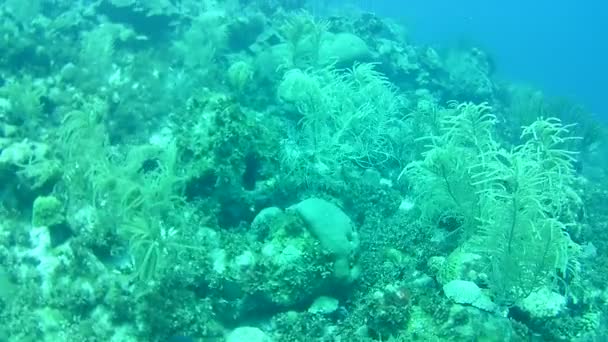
[289,197,360,281]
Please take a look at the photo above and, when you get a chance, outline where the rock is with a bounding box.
[226,326,271,342]
[443,280,497,313]
[288,197,359,281]
[289,198,356,256]
[319,32,372,66]
[517,287,566,319]
[32,196,65,228]
[251,206,283,231]
[308,296,339,315]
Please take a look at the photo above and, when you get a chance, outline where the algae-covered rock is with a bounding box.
[517,287,566,319]
[32,195,71,246]
[0,140,61,195]
[207,207,338,320]
[227,60,254,92]
[308,296,339,315]
[32,195,65,228]
[253,208,334,307]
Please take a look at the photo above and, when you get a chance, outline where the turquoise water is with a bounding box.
[354,0,608,121]
[0,1,607,341]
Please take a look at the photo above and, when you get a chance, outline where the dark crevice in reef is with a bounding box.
[96,0,179,43]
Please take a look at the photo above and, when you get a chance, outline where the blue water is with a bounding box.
[352,0,608,121]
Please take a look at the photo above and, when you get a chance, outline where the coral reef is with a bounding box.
[0,0,606,341]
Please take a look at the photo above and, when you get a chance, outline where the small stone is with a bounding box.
[308,296,339,315]
[226,326,271,342]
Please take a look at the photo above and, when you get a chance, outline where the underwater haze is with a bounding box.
[356,0,608,121]
[0,0,607,341]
